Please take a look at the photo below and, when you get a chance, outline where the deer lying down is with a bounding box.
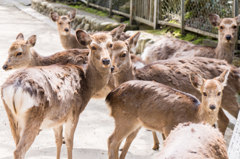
[106,70,229,159]
[156,123,228,159]
[2,33,89,71]
[1,27,118,159]
[142,14,240,64]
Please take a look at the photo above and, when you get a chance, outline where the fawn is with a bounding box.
[0,24,124,158]
[157,123,228,159]
[50,10,86,49]
[2,33,89,71]
[106,70,229,159]
[142,14,240,63]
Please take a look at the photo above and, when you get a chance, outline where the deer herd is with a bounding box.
[1,9,240,159]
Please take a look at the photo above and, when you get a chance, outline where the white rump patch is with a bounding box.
[2,86,38,115]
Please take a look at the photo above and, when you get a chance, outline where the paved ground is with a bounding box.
[0,0,234,158]
[0,0,157,158]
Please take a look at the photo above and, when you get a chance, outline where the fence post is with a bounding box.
[181,0,185,34]
[153,0,158,29]
[233,0,239,17]
[109,0,113,17]
[87,0,90,7]
[130,0,134,25]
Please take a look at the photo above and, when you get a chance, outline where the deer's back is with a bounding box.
[1,64,85,127]
[106,80,200,128]
[42,49,89,66]
[135,57,238,102]
[142,36,215,63]
[158,123,228,159]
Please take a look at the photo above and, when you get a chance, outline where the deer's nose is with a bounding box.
[225,35,232,41]
[2,64,8,70]
[64,28,69,32]
[111,66,115,72]
[102,58,110,66]
[209,105,216,110]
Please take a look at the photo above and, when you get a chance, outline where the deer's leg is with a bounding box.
[152,131,159,150]
[64,113,79,159]
[108,118,138,159]
[14,109,42,159]
[53,125,63,159]
[119,127,140,159]
[2,101,20,145]
[218,108,229,134]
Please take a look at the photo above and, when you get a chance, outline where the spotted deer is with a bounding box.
[2,33,89,71]
[0,25,123,158]
[111,37,239,150]
[156,123,228,159]
[142,14,240,64]
[106,69,229,159]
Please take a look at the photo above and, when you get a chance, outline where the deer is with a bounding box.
[2,33,89,71]
[110,35,239,150]
[141,14,240,64]
[156,123,228,159]
[51,10,128,50]
[50,10,87,49]
[106,69,229,159]
[2,23,128,71]
[0,25,124,158]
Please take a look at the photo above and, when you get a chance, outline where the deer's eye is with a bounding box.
[203,92,207,96]
[59,22,62,25]
[68,22,71,25]
[233,25,237,29]
[120,53,126,58]
[109,43,113,48]
[220,26,224,29]
[91,46,97,50]
[16,52,22,56]
[217,92,221,96]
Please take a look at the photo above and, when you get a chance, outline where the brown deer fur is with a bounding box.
[142,14,240,63]
[156,123,228,159]
[111,38,238,150]
[2,33,89,71]
[0,25,123,158]
[106,70,229,159]
[51,10,87,49]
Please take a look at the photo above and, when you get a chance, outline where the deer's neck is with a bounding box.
[215,37,235,63]
[29,49,45,66]
[85,60,111,98]
[114,65,135,87]
[197,104,218,125]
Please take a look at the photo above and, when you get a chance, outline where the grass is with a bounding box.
[69,4,108,17]
[145,26,208,45]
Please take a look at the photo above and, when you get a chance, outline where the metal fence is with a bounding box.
[78,0,239,41]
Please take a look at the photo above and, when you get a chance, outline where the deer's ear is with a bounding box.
[50,12,59,22]
[68,10,76,20]
[110,24,126,41]
[26,35,36,47]
[76,29,92,46]
[16,33,24,40]
[209,14,221,26]
[126,32,141,51]
[189,73,205,91]
[235,14,240,25]
[215,69,230,87]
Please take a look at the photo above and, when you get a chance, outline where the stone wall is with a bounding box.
[31,0,120,32]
